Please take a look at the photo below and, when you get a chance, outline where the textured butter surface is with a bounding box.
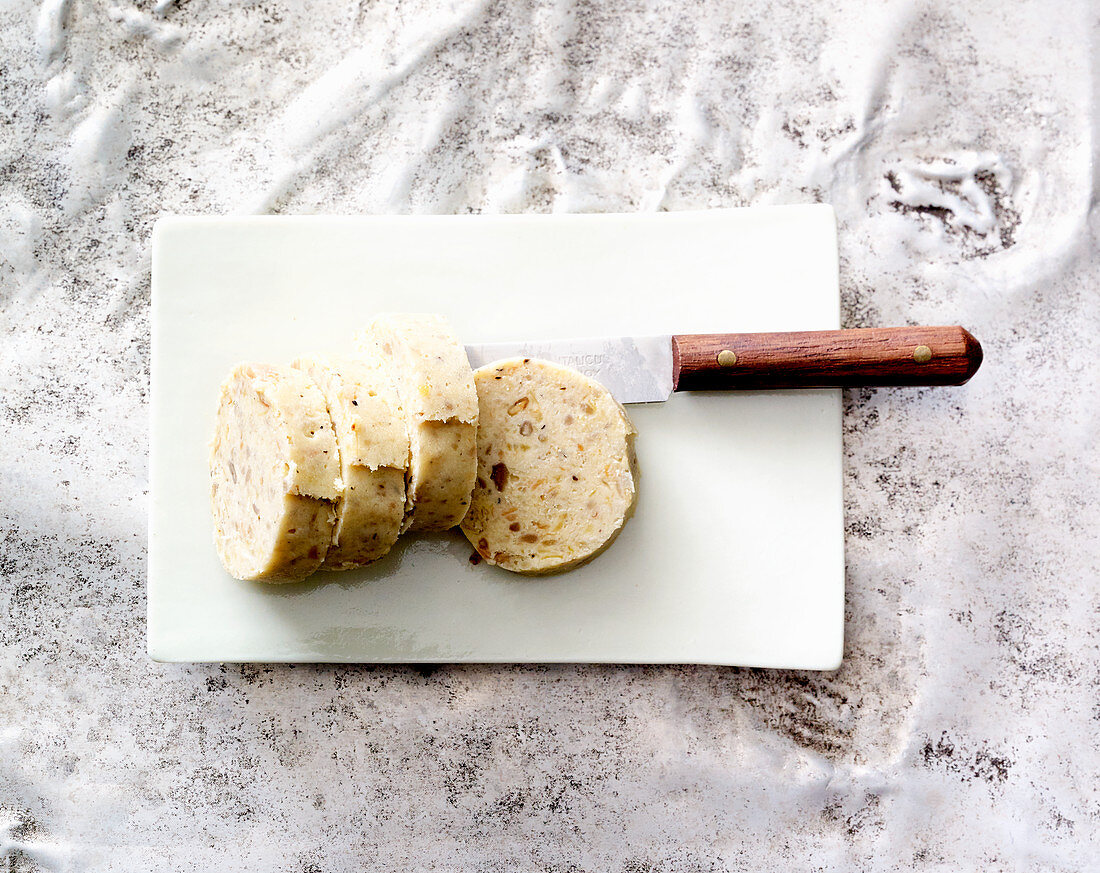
[359,314,478,530]
[295,356,409,472]
[462,358,636,573]
[293,356,406,569]
[359,314,479,425]
[406,419,477,531]
[254,364,341,501]
[210,364,337,581]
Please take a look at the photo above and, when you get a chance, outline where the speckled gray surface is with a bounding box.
[2,0,1099,869]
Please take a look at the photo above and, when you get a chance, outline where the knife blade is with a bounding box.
[465,335,674,404]
[465,326,983,404]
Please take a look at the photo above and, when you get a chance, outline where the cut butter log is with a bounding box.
[357,314,478,531]
[461,358,637,574]
[210,364,341,583]
[293,356,408,570]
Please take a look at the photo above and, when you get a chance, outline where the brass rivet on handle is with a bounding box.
[717,349,738,367]
[913,345,933,364]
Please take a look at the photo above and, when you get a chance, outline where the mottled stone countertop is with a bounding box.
[1,0,1097,869]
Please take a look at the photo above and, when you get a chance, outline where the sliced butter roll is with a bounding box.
[461,358,637,574]
[210,363,340,583]
[293,355,408,570]
[357,314,477,531]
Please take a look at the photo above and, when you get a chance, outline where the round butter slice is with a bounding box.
[461,357,637,574]
[357,314,477,531]
[210,363,340,583]
[293,355,408,570]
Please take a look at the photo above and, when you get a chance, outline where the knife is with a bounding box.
[465,326,983,404]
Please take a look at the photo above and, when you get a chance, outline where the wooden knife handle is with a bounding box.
[672,326,983,390]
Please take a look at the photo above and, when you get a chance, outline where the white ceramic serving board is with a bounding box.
[149,206,843,667]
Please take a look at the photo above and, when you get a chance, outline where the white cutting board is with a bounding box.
[149,206,843,668]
